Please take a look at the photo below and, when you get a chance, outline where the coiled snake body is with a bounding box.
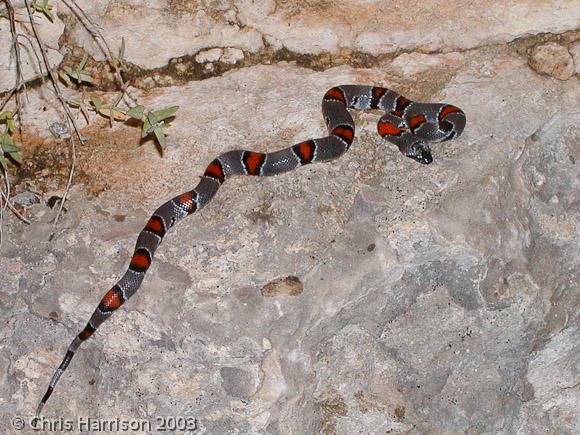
[37,85,466,415]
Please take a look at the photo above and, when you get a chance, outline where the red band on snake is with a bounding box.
[36,85,466,416]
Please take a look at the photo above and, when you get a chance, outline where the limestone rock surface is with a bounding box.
[59,0,580,69]
[0,1,579,434]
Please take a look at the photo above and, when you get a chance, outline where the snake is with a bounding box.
[36,85,466,416]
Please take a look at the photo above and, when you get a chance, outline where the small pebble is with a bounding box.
[528,43,574,81]
[261,276,303,297]
[220,48,244,64]
[195,48,223,63]
[49,122,70,139]
[12,192,40,207]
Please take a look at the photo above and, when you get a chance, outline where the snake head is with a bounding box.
[404,141,433,165]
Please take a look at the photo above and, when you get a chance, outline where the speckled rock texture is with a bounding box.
[0,1,579,434]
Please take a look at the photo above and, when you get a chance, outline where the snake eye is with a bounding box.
[405,142,433,164]
[410,152,433,164]
[419,152,433,164]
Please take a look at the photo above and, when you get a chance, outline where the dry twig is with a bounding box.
[23,0,84,240]
[62,0,138,106]
[0,0,29,250]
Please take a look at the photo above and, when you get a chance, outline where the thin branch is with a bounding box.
[17,31,46,81]
[5,0,24,116]
[23,0,84,239]
[62,0,138,105]
[0,87,16,112]
[50,130,76,240]
[0,168,9,248]
[0,0,29,249]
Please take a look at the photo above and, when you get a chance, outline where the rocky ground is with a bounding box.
[0,1,578,434]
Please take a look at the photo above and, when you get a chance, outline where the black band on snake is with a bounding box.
[36,85,466,416]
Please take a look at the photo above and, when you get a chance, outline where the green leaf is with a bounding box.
[141,119,152,138]
[0,155,7,170]
[153,127,166,148]
[63,58,93,84]
[32,0,54,22]
[142,119,157,137]
[77,72,94,84]
[59,71,71,86]
[98,107,126,121]
[6,118,15,133]
[151,106,179,121]
[0,111,13,122]
[1,133,15,149]
[111,91,124,108]
[9,151,22,164]
[79,53,89,70]
[90,96,102,112]
[126,105,145,120]
[111,37,127,70]
[1,142,18,153]
[147,111,160,126]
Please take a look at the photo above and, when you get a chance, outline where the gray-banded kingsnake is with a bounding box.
[36,85,466,416]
